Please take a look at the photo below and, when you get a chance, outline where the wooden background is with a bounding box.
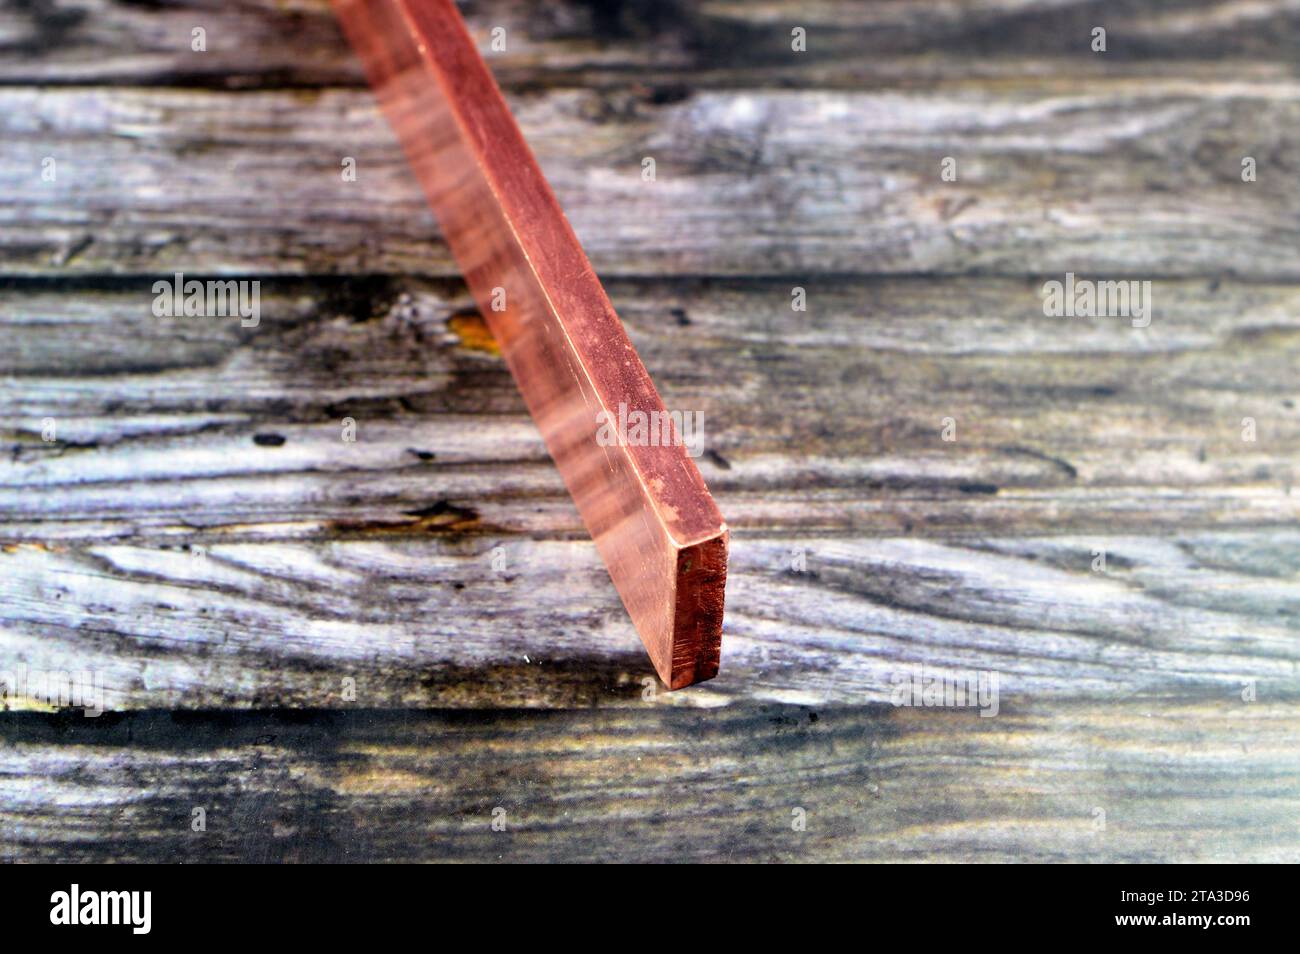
[1,0,1298,862]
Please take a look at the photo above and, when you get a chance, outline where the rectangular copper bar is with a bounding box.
[333,0,727,688]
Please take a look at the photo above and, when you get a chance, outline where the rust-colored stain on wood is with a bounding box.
[447,311,501,356]
[333,0,727,688]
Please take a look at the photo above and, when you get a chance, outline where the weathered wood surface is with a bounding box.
[1,0,1298,862]
[6,83,1300,277]
[3,278,1297,540]
[5,701,1298,863]
[4,529,1300,710]
[4,0,1300,279]
[5,0,1299,88]
[2,273,1297,708]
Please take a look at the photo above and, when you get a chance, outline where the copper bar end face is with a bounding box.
[334,0,728,688]
[668,530,728,689]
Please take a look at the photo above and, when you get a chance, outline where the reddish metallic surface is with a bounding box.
[334,0,727,688]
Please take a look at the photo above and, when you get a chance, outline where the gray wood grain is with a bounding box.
[3,277,1297,540]
[3,700,1297,863]
[2,0,1298,862]
[2,274,1299,710]
[4,528,1300,710]
[4,80,1299,277]
[5,0,1299,88]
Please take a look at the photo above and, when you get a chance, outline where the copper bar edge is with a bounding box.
[332,0,728,688]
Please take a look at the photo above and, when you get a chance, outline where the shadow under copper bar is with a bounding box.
[333,0,727,688]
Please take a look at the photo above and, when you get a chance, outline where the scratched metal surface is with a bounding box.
[1,0,1298,862]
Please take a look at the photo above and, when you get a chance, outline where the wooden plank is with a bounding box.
[2,527,1297,709]
[0,0,1297,865]
[3,277,1297,542]
[4,0,1300,88]
[2,264,1296,712]
[4,81,1300,277]
[2,700,1296,862]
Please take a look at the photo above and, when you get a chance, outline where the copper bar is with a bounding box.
[333,0,727,688]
